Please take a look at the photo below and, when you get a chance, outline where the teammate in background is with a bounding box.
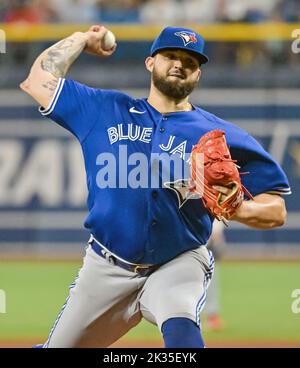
[20,25,290,348]
[202,221,226,331]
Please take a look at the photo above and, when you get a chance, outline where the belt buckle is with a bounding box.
[133,265,149,274]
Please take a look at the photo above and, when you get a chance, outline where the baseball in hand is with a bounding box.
[101,30,116,51]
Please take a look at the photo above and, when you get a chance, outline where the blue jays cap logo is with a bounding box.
[175,31,198,47]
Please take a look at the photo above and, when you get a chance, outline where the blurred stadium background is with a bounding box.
[0,0,300,347]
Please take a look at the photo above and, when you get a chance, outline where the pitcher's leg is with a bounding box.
[75,290,142,347]
[161,317,205,348]
[45,246,144,348]
[139,247,214,348]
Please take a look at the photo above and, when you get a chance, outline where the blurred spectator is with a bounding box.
[277,0,300,22]
[32,0,58,22]
[2,0,298,24]
[218,0,281,22]
[96,0,141,23]
[140,0,220,24]
[0,1,10,22]
[4,0,42,23]
[50,0,97,23]
[4,0,57,23]
[179,0,220,23]
[140,0,181,24]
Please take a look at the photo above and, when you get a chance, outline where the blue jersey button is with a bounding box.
[151,220,157,227]
[159,127,165,133]
[152,191,158,199]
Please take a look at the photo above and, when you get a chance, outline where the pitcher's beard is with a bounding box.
[152,68,197,99]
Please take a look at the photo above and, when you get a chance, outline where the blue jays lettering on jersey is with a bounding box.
[39,79,291,264]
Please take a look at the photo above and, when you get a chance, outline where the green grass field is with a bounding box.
[0,261,299,345]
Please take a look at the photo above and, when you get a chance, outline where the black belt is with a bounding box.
[89,239,160,277]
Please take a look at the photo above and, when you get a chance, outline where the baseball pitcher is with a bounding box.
[20,25,291,348]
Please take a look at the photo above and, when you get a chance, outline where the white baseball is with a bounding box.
[101,30,116,51]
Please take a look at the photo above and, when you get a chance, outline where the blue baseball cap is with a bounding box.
[150,26,209,65]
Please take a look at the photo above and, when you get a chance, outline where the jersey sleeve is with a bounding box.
[39,78,103,142]
[239,134,291,197]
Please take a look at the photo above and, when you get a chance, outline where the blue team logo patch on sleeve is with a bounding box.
[175,31,198,46]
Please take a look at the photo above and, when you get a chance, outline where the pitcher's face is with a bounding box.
[146,49,201,99]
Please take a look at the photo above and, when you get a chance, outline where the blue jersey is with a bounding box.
[40,79,291,264]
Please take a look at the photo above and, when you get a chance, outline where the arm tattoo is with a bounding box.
[42,78,59,97]
[41,37,86,78]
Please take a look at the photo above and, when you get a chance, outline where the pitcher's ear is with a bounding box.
[145,56,154,73]
[197,68,202,81]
